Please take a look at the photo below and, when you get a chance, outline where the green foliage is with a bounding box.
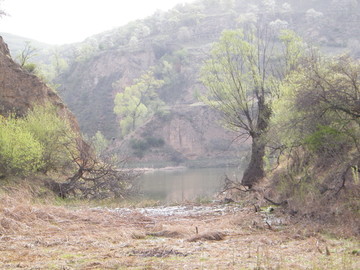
[0,104,75,176]
[23,62,37,73]
[17,104,76,172]
[35,50,68,88]
[304,125,346,155]
[276,169,319,207]
[91,131,109,155]
[200,27,303,186]
[268,51,360,219]
[279,30,305,73]
[130,136,165,158]
[75,44,97,62]
[152,48,191,102]
[200,28,302,135]
[0,116,44,176]
[113,70,165,136]
[269,54,360,158]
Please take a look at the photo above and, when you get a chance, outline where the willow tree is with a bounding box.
[201,27,303,187]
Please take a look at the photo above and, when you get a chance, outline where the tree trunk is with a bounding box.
[241,97,271,188]
[241,135,266,188]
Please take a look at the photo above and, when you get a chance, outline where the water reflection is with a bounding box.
[139,167,242,203]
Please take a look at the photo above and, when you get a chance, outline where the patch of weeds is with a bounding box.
[341,253,356,270]
[199,257,209,262]
[129,247,188,258]
[260,205,276,213]
[52,197,90,208]
[188,231,225,242]
[45,264,62,270]
[146,230,183,238]
[59,253,87,265]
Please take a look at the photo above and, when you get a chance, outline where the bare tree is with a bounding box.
[17,41,38,67]
[47,138,141,199]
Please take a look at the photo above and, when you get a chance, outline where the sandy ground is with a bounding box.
[0,201,359,269]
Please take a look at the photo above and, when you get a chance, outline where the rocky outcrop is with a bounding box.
[58,49,157,137]
[0,36,79,131]
[117,104,248,165]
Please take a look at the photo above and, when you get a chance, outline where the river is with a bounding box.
[139,167,243,203]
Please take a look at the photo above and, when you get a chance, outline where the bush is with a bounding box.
[91,131,109,155]
[23,63,37,73]
[18,104,76,172]
[0,104,77,176]
[130,136,165,158]
[145,136,165,148]
[304,125,347,157]
[0,116,44,176]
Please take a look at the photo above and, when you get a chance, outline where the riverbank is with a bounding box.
[133,165,187,174]
[124,156,243,171]
[1,194,359,269]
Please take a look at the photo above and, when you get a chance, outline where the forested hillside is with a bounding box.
[3,0,360,167]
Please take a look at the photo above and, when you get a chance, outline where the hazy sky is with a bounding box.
[1,0,195,45]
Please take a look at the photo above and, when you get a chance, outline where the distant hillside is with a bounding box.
[4,0,360,166]
[0,32,53,61]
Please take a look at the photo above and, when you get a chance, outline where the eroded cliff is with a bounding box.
[0,36,79,132]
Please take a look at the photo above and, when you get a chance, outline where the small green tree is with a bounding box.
[114,70,165,136]
[36,49,68,88]
[91,130,109,155]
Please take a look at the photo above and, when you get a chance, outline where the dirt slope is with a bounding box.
[0,36,80,132]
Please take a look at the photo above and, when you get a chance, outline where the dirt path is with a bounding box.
[0,202,359,269]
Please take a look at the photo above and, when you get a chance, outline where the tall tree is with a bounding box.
[201,27,302,187]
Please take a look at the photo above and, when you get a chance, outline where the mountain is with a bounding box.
[3,0,360,167]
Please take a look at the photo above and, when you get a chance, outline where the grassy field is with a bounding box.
[0,189,359,269]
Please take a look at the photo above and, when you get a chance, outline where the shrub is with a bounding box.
[0,116,44,176]
[17,104,76,172]
[145,136,165,148]
[130,136,165,158]
[91,130,109,155]
[304,125,347,157]
[23,63,37,73]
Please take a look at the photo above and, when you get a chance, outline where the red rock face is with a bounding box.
[0,36,80,132]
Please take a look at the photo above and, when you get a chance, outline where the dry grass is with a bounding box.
[0,188,359,269]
